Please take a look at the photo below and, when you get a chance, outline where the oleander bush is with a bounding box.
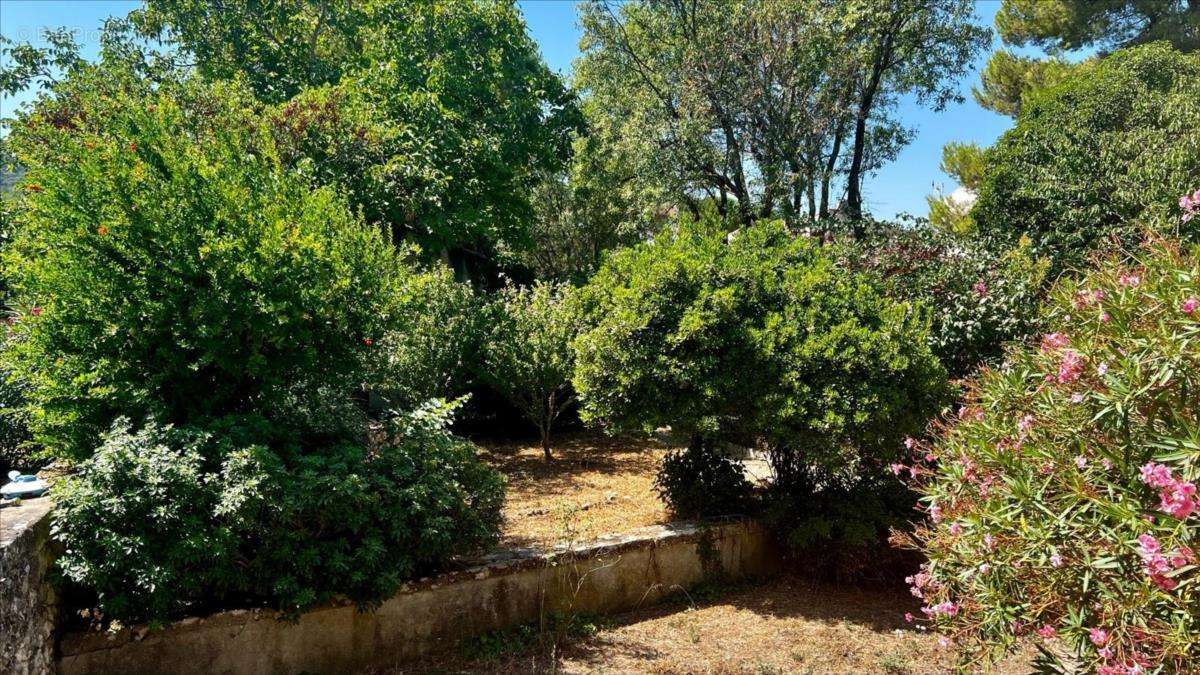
[574,218,950,525]
[905,231,1200,672]
[972,43,1200,275]
[836,224,1048,379]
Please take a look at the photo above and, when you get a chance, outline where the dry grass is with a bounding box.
[399,575,1034,674]
[477,431,673,549]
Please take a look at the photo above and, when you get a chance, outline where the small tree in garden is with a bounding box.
[905,219,1200,671]
[372,267,481,409]
[483,282,581,460]
[574,219,949,521]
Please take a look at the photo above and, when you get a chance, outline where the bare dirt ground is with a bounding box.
[397,574,1033,674]
[478,431,673,549]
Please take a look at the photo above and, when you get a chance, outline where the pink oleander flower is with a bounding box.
[930,601,958,617]
[929,503,943,523]
[1050,552,1063,568]
[1090,628,1110,647]
[1140,462,1174,488]
[1017,414,1035,434]
[983,533,996,550]
[973,280,988,297]
[1158,480,1196,519]
[1098,647,1114,660]
[1041,332,1070,350]
[1071,392,1085,403]
[890,463,906,476]
[1182,297,1198,314]
[1097,362,1108,375]
[1137,533,1160,556]
[949,522,963,536]
[1075,455,1088,469]
[1036,624,1057,639]
[904,436,916,450]
[1100,311,1111,323]
[1119,273,1141,288]
[1102,458,1113,470]
[978,563,990,574]
[1057,350,1084,383]
[904,612,914,623]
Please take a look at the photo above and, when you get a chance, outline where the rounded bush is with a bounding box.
[574,218,950,473]
[907,236,1200,671]
[654,443,754,519]
[3,74,405,460]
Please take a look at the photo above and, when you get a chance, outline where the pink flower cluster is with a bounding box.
[922,600,959,617]
[1118,273,1141,288]
[1182,297,1198,314]
[906,570,939,599]
[1056,349,1084,383]
[1136,533,1192,591]
[1040,332,1070,350]
[1140,462,1198,520]
[1181,188,1200,222]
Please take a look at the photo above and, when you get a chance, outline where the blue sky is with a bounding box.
[2,0,1021,219]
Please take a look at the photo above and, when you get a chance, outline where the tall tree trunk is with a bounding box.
[846,15,899,231]
[820,122,845,219]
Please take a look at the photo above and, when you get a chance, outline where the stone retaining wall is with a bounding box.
[1,497,58,675]
[58,520,778,675]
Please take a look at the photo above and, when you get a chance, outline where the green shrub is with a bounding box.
[3,74,404,461]
[481,281,582,460]
[7,72,505,622]
[53,402,504,623]
[575,218,949,526]
[836,224,1049,379]
[973,43,1200,274]
[906,234,1200,671]
[654,443,753,519]
[371,266,480,410]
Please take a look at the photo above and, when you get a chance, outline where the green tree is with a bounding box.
[976,0,1198,117]
[4,1,583,277]
[972,43,1200,274]
[482,282,582,460]
[576,0,987,230]
[925,141,985,233]
[996,0,1200,54]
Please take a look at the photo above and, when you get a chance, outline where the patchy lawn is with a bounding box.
[397,575,1034,674]
[478,431,673,549]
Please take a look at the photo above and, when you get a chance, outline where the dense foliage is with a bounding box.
[575,218,950,489]
[973,43,1200,274]
[654,443,754,519]
[135,0,582,274]
[3,74,504,622]
[907,235,1200,672]
[482,282,582,460]
[371,267,480,410]
[3,75,401,460]
[836,225,1049,379]
[577,0,987,226]
[54,403,504,622]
